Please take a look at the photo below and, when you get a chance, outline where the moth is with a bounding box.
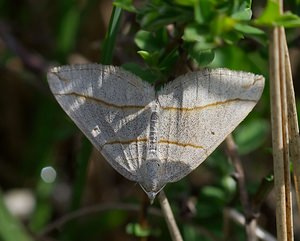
[48,64,264,201]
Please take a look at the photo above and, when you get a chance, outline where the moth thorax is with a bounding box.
[148,102,160,155]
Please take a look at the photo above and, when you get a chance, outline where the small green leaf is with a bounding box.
[158,48,179,73]
[231,8,252,21]
[137,50,160,66]
[194,0,204,24]
[113,0,136,12]
[122,63,158,83]
[222,30,244,45]
[234,23,265,35]
[126,223,151,237]
[183,24,210,42]
[211,15,236,36]
[134,30,166,52]
[274,12,300,28]
[189,43,215,66]
[256,4,300,28]
[137,4,192,30]
[137,50,150,60]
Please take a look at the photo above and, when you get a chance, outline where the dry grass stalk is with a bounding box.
[282,32,300,215]
[278,26,294,241]
[269,4,299,236]
[158,191,183,241]
[269,26,288,241]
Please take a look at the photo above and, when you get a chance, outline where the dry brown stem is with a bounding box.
[224,134,257,241]
[269,2,296,237]
[158,191,183,241]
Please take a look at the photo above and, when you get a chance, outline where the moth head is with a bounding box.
[139,158,166,203]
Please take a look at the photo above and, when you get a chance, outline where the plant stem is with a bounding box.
[282,31,300,216]
[225,134,257,241]
[158,190,183,241]
[269,24,288,241]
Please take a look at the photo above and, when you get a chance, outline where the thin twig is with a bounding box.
[251,175,274,214]
[224,134,257,241]
[0,21,48,74]
[158,190,183,241]
[38,203,162,237]
[224,208,276,241]
[139,194,150,241]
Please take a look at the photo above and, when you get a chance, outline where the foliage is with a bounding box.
[115,0,268,82]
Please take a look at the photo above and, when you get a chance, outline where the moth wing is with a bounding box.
[48,64,155,181]
[157,69,265,182]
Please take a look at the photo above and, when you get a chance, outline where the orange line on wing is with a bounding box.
[54,92,147,110]
[159,139,204,149]
[104,138,148,146]
[161,98,256,112]
[102,138,203,150]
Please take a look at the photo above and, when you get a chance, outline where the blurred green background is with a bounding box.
[0,0,300,240]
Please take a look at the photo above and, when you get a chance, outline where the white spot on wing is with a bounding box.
[91,125,101,137]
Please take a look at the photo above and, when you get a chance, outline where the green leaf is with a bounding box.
[126,223,151,237]
[202,186,226,200]
[230,0,252,20]
[197,0,215,23]
[121,63,158,83]
[137,50,151,60]
[137,50,160,66]
[208,45,267,72]
[255,2,300,28]
[255,0,280,25]
[234,119,269,155]
[113,0,136,12]
[231,8,252,20]
[222,30,244,45]
[134,30,167,52]
[189,43,215,66]
[158,48,179,73]
[137,4,192,30]
[274,12,300,28]
[57,6,81,56]
[101,7,122,64]
[211,15,236,36]
[234,23,265,35]
[183,24,210,42]
[253,0,300,27]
